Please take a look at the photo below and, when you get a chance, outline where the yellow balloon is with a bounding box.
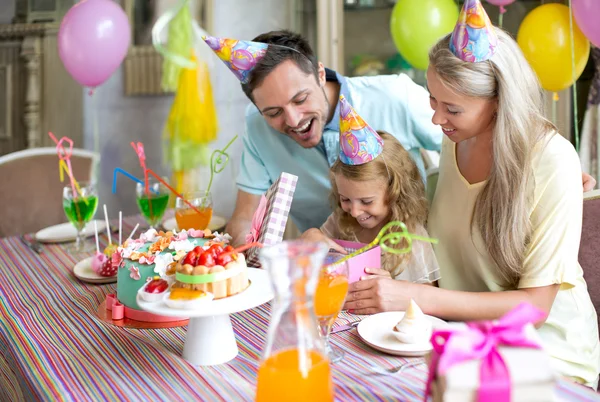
[517,4,590,92]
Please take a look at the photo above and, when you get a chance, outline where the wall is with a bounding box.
[84,0,293,221]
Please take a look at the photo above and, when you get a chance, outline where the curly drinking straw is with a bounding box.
[129,141,228,217]
[202,135,238,208]
[48,132,88,223]
[327,221,438,267]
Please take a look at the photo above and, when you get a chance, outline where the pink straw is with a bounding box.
[48,132,78,199]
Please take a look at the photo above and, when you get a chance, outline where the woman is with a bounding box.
[344,3,599,388]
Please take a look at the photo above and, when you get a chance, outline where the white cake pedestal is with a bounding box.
[137,268,273,366]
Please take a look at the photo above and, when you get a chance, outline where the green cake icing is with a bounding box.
[117,237,208,310]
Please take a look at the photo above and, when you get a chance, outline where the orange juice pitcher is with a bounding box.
[256,241,334,402]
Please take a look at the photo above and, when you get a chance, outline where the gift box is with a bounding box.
[330,239,381,284]
[245,172,298,268]
[426,303,557,402]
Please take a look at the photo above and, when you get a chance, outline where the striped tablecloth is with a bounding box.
[1,216,598,401]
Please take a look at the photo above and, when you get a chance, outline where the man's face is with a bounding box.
[252,60,329,149]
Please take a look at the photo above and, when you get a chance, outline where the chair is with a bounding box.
[579,189,600,329]
[0,148,98,237]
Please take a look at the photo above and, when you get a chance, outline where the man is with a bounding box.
[205,30,441,245]
[204,30,596,246]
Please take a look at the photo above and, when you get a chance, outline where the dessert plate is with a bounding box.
[162,215,227,232]
[36,220,107,244]
[357,311,448,357]
[73,256,117,284]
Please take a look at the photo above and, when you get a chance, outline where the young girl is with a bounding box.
[344,0,599,388]
[302,97,440,284]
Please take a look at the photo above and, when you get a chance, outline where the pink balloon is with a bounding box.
[573,0,600,48]
[485,0,516,5]
[58,0,131,88]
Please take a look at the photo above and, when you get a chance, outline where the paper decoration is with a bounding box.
[245,172,298,268]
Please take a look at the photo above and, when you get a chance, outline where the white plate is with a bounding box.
[357,311,448,357]
[162,215,227,232]
[73,256,117,284]
[35,220,107,244]
[136,268,273,318]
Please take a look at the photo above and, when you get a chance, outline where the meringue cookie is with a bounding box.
[392,299,432,344]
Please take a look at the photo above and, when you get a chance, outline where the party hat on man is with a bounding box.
[449,0,498,62]
[338,95,383,165]
[202,35,268,83]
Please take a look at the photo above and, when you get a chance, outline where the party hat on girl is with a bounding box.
[338,95,383,165]
[202,35,268,83]
[449,0,498,63]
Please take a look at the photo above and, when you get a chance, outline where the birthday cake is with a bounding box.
[109,228,248,321]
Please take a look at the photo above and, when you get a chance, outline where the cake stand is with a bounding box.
[136,268,273,366]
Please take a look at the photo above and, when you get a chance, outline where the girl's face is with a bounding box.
[426,67,497,144]
[334,173,390,230]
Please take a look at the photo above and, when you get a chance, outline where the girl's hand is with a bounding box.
[361,267,391,279]
[300,228,347,254]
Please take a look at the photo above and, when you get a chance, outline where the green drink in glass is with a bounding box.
[62,182,98,253]
[136,178,170,229]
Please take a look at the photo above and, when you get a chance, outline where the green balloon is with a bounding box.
[390,0,459,70]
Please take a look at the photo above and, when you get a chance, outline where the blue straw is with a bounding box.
[112,168,158,195]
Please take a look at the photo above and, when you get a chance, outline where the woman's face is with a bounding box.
[426,67,497,143]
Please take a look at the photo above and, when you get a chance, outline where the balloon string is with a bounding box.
[498,10,503,29]
[568,0,580,152]
[552,92,559,126]
[91,89,100,185]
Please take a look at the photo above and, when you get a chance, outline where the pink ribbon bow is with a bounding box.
[425,303,547,402]
[245,195,268,244]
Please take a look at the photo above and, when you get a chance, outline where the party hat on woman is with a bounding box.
[338,95,383,165]
[449,0,498,62]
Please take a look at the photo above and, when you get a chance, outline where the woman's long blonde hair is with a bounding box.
[429,28,555,287]
[330,131,428,277]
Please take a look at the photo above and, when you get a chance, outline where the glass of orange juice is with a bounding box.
[314,253,349,363]
[175,191,213,230]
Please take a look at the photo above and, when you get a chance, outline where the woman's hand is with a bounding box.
[343,276,419,315]
[300,228,347,254]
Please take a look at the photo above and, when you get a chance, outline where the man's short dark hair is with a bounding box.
[241,30,319,102]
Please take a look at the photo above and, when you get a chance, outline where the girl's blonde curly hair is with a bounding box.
[329,131,428,277]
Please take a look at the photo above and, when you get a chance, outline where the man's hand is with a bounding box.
[225,190,261,247]
[583,172,596,192]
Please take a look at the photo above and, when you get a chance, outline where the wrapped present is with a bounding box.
[245,172,298,267]
[331,239,381,284]
[426,303,556,402]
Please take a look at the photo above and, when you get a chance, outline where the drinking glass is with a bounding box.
[314,253,350,363]
[175,191,213,230]
[136,178,170,229]
[62,182,99,253]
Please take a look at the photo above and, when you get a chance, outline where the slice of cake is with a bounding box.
[171,244,249,299]
[392,299,433,344]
